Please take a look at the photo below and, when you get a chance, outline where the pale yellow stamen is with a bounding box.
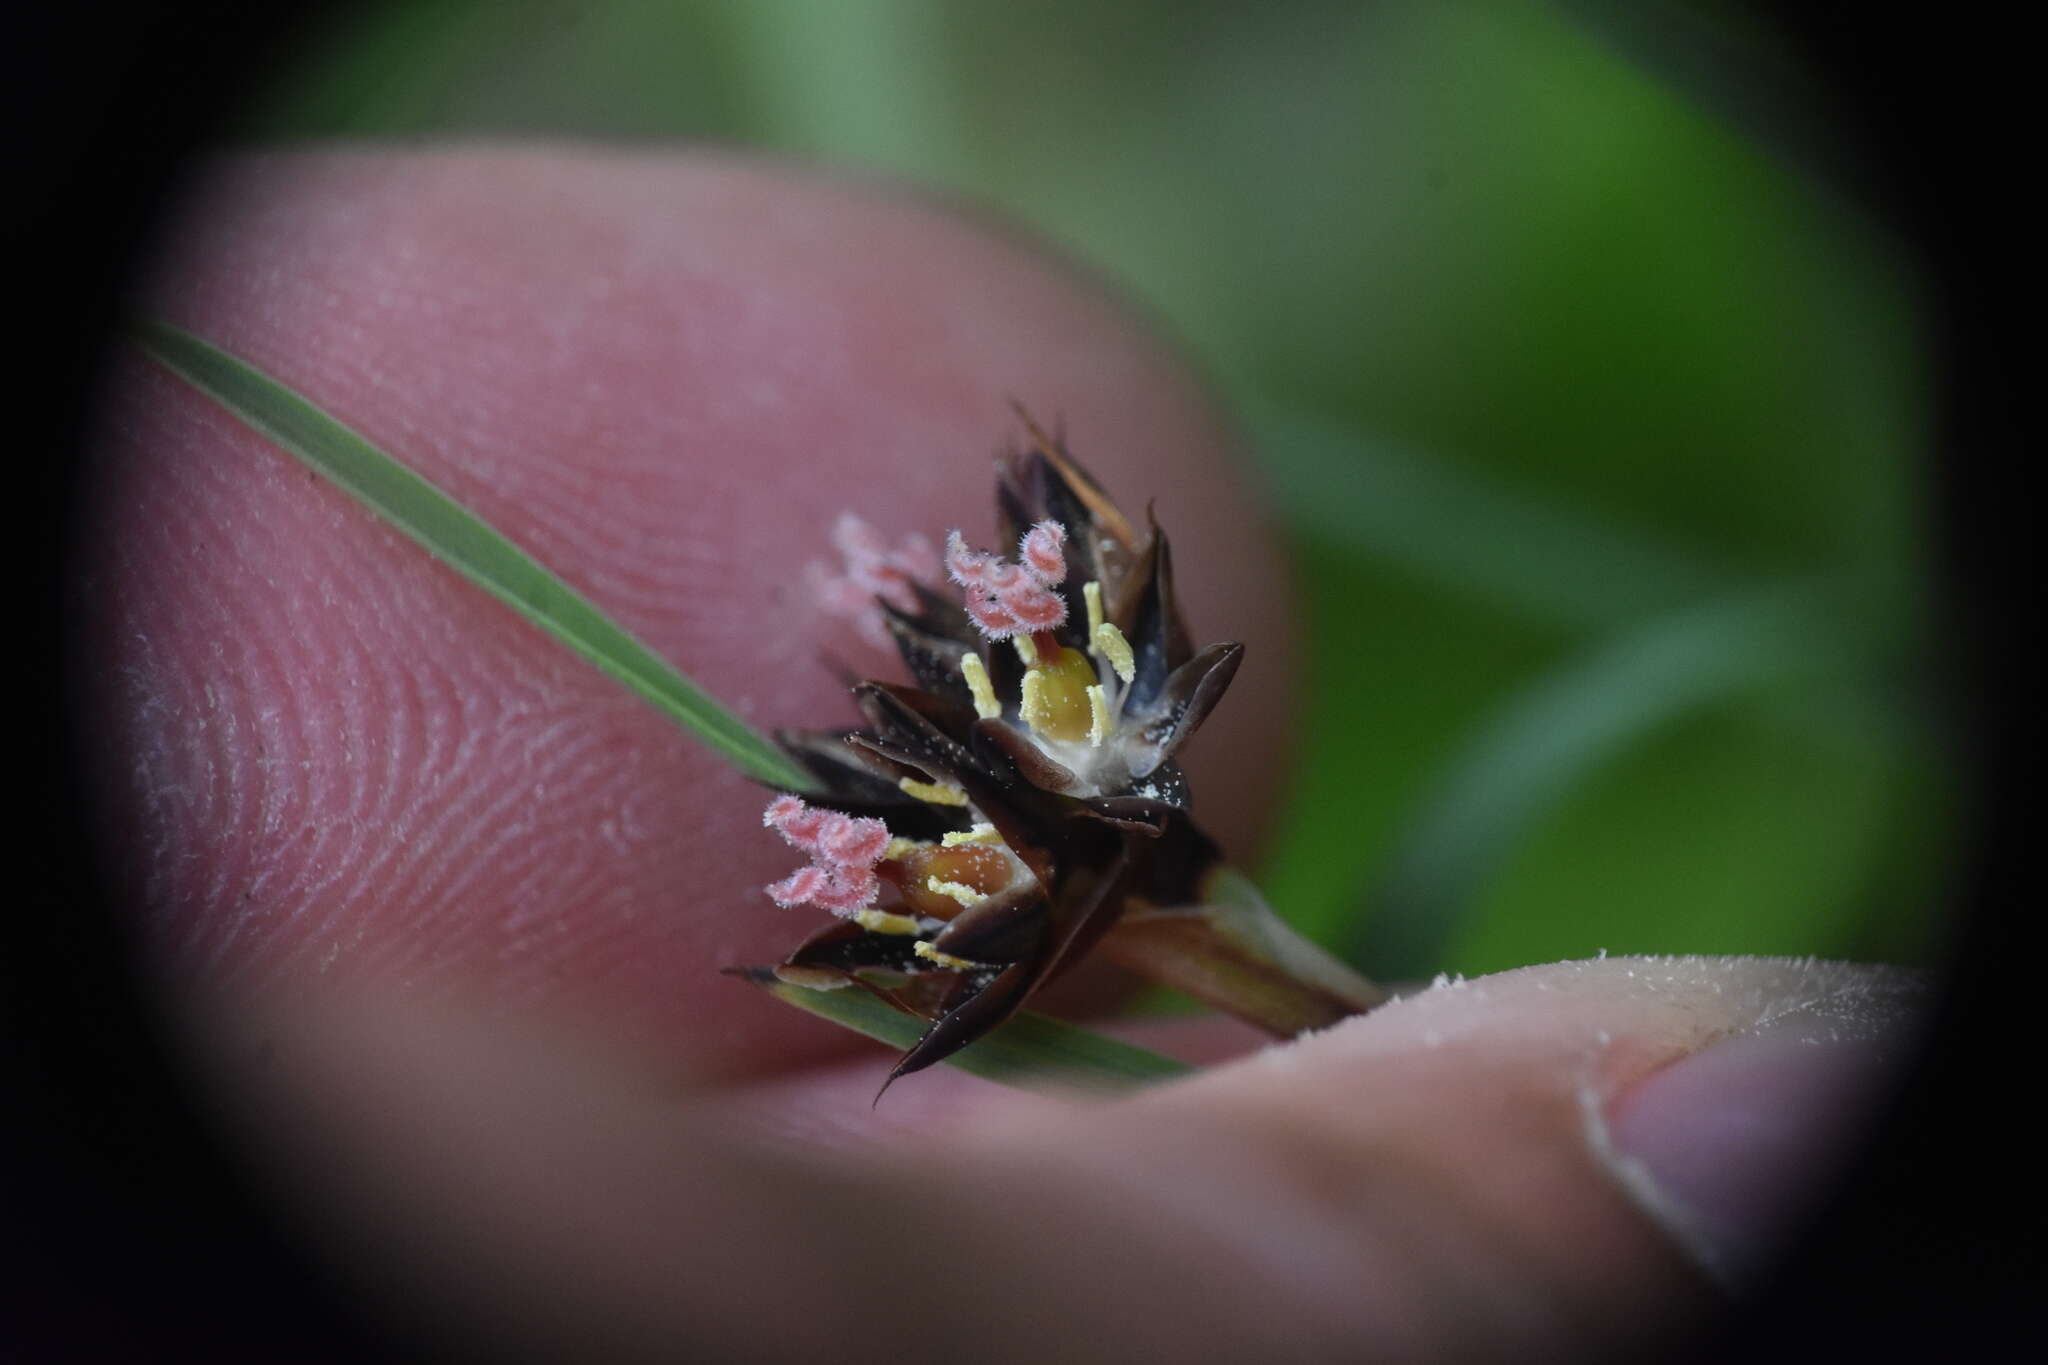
[1083,579,1106,637]
[1087,683,1112,747]
[914,940,979,970]
[851,909,921,936]
[898,777,969,806]
[1019,668,1053,736]
[1093,622,1136,683]
[961,651,1001,720]
[1012,633,1040,667]
[941,823,1003,847]
[925,876,986,908]
[882,836,923,861]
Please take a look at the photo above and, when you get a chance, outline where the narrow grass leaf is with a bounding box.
[1352,582,1881,977]
[735,970,1191,1092]
[1242,398,1742,631]
[134,320,817,792]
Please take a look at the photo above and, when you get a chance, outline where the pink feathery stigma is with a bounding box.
[962,594,1017,636]
[1005,582,1066,629]
[767,864,878,914]
[820,815,892,865]
[807,513,940,647]
[944,520,1070,639]
[765,864,829,907]
[762,796,890,915]
[763,793,829,843]
[1019,520,1067,582]
[944,532,1001,591]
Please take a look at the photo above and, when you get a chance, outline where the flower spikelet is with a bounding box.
[746,416,1334,1088]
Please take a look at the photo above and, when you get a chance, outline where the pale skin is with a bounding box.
[82,150,1924,1363]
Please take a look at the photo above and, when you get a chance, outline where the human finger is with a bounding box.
[188,954,1923,1363]
[80,148,1296,1078]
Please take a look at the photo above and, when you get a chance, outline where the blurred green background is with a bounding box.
[243,0,1947,978]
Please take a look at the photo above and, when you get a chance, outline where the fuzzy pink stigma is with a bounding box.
[807,513,940,648]
[943,534,999,590]
[1019,520,1067,582]
[763,796,891,915]
[944,520,1070,639]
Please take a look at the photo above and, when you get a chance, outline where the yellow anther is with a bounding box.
[882,836,922,861]
[960,650,1001,720]
[1019,669,1050,733]
[851,909,922,936]
[898,777,969,806]
[1087,683,1112,747]
[1092,621,1136,683]
[1012,633,1040,667]
[914,940,979,970]
[941,823,1003,847]
[1084,580,1106,637]
[925,876,986,908]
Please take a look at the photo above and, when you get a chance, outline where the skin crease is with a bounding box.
[80,150,1923,1363]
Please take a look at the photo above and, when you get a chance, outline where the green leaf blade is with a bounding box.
[134,319,818,793]
[1352,582,1885,977]
[738,971,1192,1093]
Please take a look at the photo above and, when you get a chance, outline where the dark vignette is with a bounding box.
[12,5,417,1361]
[9,4,2031,1361]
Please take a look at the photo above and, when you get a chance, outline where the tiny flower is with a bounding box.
[748,412,1351,1090]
